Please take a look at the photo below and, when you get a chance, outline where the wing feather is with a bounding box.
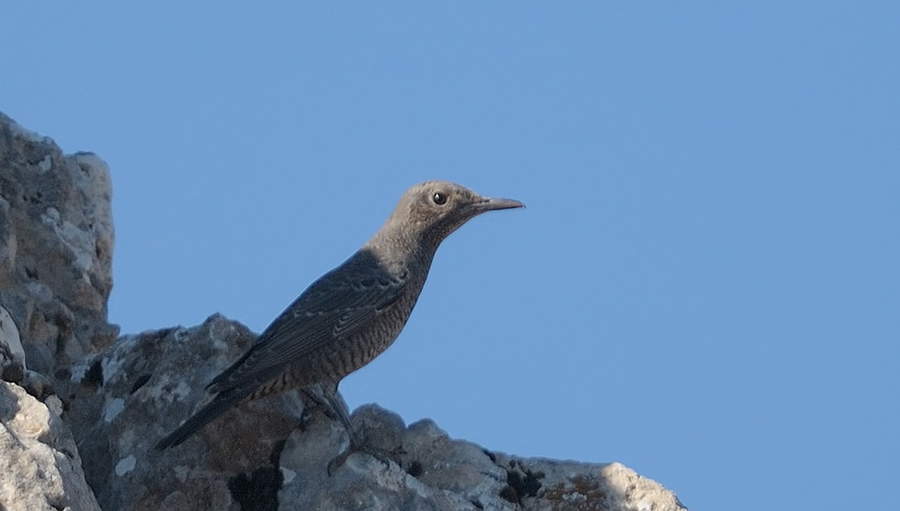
[208,250,407,393]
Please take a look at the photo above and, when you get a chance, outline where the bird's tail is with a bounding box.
[154,387,249,450]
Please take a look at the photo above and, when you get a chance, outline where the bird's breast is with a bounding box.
[289,288,423,386]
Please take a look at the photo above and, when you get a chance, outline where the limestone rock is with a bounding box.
[0,111,119,379]
[276,404,686,511]
[0,305,25,383]
[0,380,101,511]
[64,314,302,511]
[58,313,681,511]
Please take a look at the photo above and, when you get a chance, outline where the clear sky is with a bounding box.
[2,3,898,510]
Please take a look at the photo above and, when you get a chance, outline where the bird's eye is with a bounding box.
[432,192,448,205]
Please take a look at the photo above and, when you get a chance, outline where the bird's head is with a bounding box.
[375,181,524,254]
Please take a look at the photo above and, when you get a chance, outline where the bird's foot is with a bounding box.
[326,440,405,476]
[298,388,341,422]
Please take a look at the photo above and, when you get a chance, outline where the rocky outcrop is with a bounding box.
[0,111,687,511]
[0,364,101,511]
[279,403,684,511]
[0,111,118,381]
[62,315,686,511]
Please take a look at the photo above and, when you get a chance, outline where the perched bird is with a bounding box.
[155,181,523,469]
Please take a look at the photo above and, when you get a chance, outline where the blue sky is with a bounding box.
[2,3,898,510]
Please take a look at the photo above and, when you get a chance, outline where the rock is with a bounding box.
[0,304,57,401]
[0,111,119,380]
[0,305,25,383]
[488,454,687,511]
[277,405,687,511]
[0,110,687,511]
[67,315,655,511]
[278,405,498,511]
[64,314,303,511]
[0,380,102,511]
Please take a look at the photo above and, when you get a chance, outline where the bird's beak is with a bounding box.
[476,197,526,212]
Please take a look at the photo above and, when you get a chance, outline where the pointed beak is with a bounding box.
[476,197,526,212]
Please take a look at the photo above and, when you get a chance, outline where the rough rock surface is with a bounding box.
[0,305,25,383]
[66,314,302,511]
[280,404,686,511]
[0,379,101,511]
[0,111,687,511]
[0,111,119,381]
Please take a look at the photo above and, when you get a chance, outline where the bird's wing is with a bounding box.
[207,252,408,393]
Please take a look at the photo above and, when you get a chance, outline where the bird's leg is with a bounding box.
[298,387,339,422]
[318,387,403,475]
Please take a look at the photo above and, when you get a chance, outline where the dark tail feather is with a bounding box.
[154,388,248,450]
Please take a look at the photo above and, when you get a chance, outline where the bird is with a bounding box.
[154,181,524,469]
